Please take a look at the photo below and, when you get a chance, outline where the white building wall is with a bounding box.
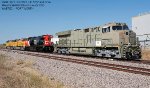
[132,13,150,36]
[132,13,150,49]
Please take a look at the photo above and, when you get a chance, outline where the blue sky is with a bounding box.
[0,0,150,43]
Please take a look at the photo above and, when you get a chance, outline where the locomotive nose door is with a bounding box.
[43,35,53,46]
[43,35,50,46]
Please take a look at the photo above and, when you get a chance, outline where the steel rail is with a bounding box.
[1,49,150,76]
[23,52,150,76]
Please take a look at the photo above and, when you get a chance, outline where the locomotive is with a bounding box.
[5,22,141,59]
[56,23,141,59]
[5,34,54,52]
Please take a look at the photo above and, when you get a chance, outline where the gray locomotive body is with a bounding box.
[56,23,141,59]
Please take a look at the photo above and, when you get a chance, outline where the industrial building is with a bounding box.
[132,12,150,49]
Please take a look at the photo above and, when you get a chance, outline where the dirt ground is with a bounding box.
[142,49,150,60]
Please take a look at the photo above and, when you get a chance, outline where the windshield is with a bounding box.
[123,25,129,30]
[102,27,110,33]
[112,26,122,30]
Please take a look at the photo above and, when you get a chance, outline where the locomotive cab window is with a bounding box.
[123,25,129,30]
[84,28,89,32]
[112,26,122,30]
[96,27,101,32]
[102,26,110,33]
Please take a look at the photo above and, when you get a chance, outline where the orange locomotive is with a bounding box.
[5,34,54,52]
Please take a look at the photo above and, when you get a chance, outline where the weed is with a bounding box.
[0,54,65,88]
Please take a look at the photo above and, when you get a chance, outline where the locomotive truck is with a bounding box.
[56,22,141,59]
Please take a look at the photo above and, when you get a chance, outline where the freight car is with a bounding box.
[56,23,141,59]
[5,34,54,52]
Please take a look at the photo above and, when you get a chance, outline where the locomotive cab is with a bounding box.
[110,23,141,59]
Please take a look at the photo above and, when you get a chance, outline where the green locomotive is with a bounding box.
[56,23,141,59]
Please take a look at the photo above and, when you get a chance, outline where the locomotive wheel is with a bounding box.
[57,50,62,54]
[126,52,132,60]
[10,47,13,50]
[36,47,39,52]
[102,54,106,57]
[20,47,25,51]
[43,46,54,52]
[111,55,115,58]
[43,47,49,52]
[24,47,29,51]
[49,46,54,53]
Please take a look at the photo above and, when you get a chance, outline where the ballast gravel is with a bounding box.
[16,50,150,69]
[0,50,150,88]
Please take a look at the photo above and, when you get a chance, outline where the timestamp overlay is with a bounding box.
[1,0,51,10]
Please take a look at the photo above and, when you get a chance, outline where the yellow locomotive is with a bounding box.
[5,38,29,50]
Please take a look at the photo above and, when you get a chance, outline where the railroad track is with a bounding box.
[18,51,150,76]
[1,49,150,76]
[39,49,150,65]
[1,49,150,65]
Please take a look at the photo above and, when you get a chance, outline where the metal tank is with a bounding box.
[56,23,141,59]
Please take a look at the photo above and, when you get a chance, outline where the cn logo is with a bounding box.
[45,41,49,45]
